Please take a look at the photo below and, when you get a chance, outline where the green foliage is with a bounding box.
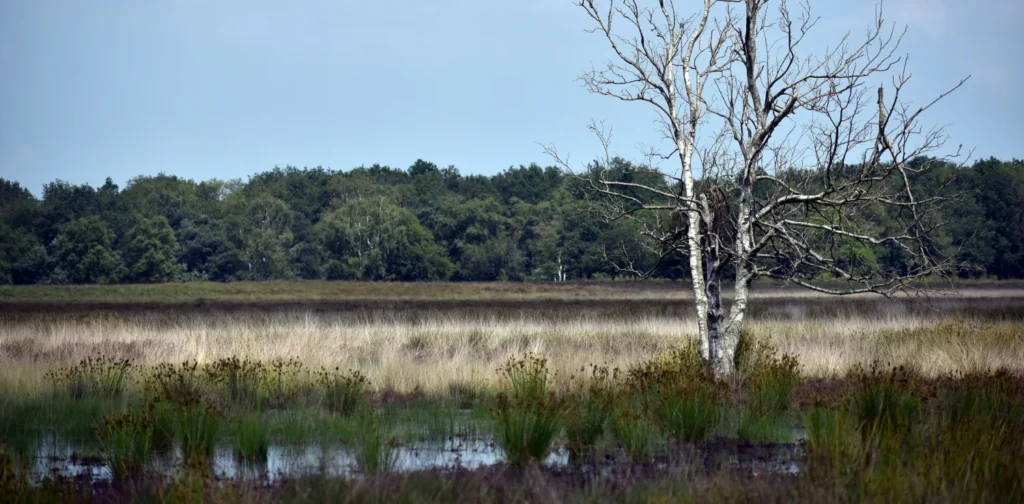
[804,407,862,474]
[149,360,207,407]
[227,193,295,280]
[850,363,920,441]
[49,216,126,284]
[735,336,800,443]
[124,216,181,283]
[2,157,1023,283]
[318,198,453,281]
[175,403,221,461]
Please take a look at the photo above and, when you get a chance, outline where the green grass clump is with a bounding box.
[492,354,563,465]
[206,357,267,408]
[175,404,221,461]
[96,405,155,477]
[804,406,860,469]
[737,412,792,444]
[317,367,368,416]
[850,363,920,443]
[610,401,658,462]
[46,355,134,399]
[735,337,800,443]
[625,343,726,443]
[739,338,800,415]
[654,389,722,443]
[563,365,613,459]
[234,415,270,462]
[355,410,398,475]
[149,360,207,407]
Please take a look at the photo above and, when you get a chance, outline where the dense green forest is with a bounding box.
[1,157,1022,284]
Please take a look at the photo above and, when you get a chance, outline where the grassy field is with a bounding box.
[1,281,1022,502]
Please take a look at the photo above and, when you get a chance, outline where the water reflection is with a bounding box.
[30,437,570,484]
[29,433,804,484]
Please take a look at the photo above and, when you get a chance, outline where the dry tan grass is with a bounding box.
[1,308,1021,394]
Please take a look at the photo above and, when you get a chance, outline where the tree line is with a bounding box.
[0,157,1021,285]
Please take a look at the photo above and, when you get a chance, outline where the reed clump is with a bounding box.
[96,405,155,477]
[46,355,134,399]
[491,353,563,465]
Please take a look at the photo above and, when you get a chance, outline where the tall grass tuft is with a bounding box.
[625,343,725,443]
[96,405,155,477]
[318,367,368,416]
[46,355,134,399]
[736,337,800,443]
[148,360,207,407]
[175,404,221,461]
[563,365,613,459]
[235,415,270,463]
[850,363,920,442]
[206,357,266,408]
[491,353,563,465]
[355,410,397,475]
[266,358,306,408]
[610,402,658,462]
[804,406,862,475]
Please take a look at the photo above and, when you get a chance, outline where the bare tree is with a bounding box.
[545,0,967,376]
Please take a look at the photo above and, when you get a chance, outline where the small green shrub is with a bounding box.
[500,353,550,403]
[46,355,134,399]
[625,343,709,394]
[626,343,725,443]
[96,405,155,477]
[318,368,368,416]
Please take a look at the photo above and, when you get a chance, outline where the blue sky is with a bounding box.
[1,0,1021,196]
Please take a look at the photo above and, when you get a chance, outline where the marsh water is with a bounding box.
[28,433,805,485]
